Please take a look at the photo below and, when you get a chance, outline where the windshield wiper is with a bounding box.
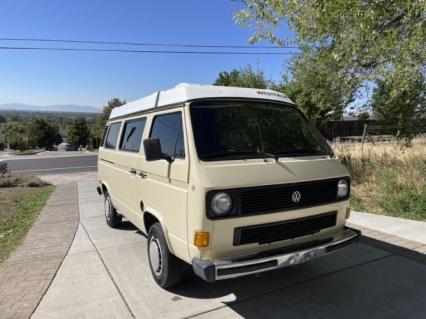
[275,148,329,157]
[201,149,279,161]
[256,149,279,162]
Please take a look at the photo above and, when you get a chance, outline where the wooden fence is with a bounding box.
[319,120,426,140]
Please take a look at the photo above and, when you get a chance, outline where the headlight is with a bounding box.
[337,179,349,198]
[211,192,232,215]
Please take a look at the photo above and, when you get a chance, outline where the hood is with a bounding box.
[202,156,349,189]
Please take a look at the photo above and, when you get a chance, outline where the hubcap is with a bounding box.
[104,198,111,220]
[149,235,163,276]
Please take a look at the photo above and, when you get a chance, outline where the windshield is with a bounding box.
[190,100,333,161]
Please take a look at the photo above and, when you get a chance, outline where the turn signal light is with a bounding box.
[194,232,209,248]
[345,207,351,219]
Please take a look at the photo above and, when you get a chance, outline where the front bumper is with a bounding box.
[192,226,361,282]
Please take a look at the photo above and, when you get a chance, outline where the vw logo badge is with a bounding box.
[292,191,301,203]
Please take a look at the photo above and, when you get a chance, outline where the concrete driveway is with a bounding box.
[33,181,426,319]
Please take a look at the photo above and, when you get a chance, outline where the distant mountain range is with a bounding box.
[0,103,102,114]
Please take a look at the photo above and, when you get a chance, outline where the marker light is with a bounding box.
[194,232,209,248]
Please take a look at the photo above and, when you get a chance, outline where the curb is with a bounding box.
[347,222,426,265]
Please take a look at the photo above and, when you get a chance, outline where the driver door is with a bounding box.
[139,109,189,255]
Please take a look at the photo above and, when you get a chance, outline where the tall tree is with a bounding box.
[235,0,426,119]
[236,0,424,81]
[91,98,126,143]
[372,72,425,136]
[213,63,352,126]
[280,46,357,125]
[214,65,270,89]
[2,121,26,150]
[68,118,90,147]
[27,119,62,149]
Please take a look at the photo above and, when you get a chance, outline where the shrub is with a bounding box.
[24,176,49,188]
[0,174,20,187]
[0,174,49,188]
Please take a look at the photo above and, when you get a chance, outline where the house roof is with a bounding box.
[109,83,294,119]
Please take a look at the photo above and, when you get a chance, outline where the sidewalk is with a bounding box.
[349,211,426,244]
[32,182,134,319]
[0,184,79,319]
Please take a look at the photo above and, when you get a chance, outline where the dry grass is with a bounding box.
[38,171,97,185]
[333,136,426,220]
[0,174,49,188]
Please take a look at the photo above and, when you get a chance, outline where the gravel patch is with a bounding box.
[38,172,98,185]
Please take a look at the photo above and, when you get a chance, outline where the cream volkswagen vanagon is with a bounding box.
[97,83,360,288]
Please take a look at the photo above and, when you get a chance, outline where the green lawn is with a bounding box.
[0,185,55,263]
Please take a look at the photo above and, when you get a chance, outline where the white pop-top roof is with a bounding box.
[109,83,294,119]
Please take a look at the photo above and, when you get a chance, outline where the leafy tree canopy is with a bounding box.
[2,121,26,149]
[235,0,426,121]
[281,46,358,124]
[214,65,271,89]
[213,63,350,126]
[92,98,126,140]
[372,71,425,136]
[236,0,425,82]
[68,118,90,147]
[27,118,62,149]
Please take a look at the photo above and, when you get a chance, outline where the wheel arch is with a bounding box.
[100,181,111,196]
[143,208,174,254]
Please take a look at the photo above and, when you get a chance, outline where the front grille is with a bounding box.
[240,178,347,215]
[233,212,337,246]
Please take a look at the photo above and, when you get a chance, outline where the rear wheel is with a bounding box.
[148,223,184,288]
[104,192,122,228]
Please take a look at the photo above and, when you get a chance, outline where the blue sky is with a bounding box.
[0,0,296,108]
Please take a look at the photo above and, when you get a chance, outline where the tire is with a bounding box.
[148,223,184,288]
[104,192,122,228]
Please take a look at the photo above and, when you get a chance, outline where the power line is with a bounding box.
[0,37,299,49]
[0,46,298,55]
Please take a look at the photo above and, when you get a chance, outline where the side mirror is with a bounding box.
[143,138,173,163]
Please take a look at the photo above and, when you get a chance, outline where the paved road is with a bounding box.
[4,154,97,174]
[32,181,426,319]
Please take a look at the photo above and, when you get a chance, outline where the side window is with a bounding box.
[150,112,185,159]
[119,118,146,152]
[104,122,121,149]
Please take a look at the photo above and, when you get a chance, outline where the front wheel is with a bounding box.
[104,192,122,228]
[148,223,184,288]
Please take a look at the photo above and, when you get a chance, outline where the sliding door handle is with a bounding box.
[138,171,147,179]
[129,169,137,175]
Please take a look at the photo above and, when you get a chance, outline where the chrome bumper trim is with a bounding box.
[192,227,361,282]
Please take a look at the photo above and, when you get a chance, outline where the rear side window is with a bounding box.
[119,118,146,152]
[104,122,121,149]
[150,112,185,159]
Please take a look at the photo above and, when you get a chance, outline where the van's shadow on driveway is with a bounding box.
[116,221,426,318]
[117,221,142,232]
[168,237,426,318]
